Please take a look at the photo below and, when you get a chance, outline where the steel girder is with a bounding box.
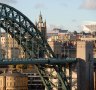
[54,65,70,90]
[0,58,76,65]
[35,65,52,90]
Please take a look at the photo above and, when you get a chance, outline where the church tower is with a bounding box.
[36,12,47,40]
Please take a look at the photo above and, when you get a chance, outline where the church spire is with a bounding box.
[36,12,47,39]
[39,11,43,23]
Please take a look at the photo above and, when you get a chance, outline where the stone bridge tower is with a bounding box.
[77,41,94,90]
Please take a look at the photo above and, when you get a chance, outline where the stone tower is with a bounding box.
[36,12,47,40]
[77,41,94,90]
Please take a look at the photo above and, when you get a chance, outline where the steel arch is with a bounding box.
[0,3,56,58]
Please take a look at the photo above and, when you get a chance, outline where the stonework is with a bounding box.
[0,70,28,90]
[77,41,94,90]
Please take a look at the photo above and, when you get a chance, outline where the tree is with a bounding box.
[80,31,85,35]
[73,31,77,35]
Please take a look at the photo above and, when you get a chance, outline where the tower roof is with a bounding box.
[39,11,43,23]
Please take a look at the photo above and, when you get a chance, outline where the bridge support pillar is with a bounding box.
[77,41,94,90]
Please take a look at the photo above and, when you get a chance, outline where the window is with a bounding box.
[10,82,12,86]
[7,82,9,86]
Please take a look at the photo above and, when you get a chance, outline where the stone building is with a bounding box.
[48,39,76,58]
[48,41,62,58]
[77,41,94,90]
[0,70,28,90]
[0,33,25,59]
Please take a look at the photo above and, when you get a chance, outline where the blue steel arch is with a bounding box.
[0,3,56,58]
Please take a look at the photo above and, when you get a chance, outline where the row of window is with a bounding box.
[6,82,27,86]
[0,81,27,86]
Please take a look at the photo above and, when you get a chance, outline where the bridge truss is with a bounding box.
[0,3,77,90]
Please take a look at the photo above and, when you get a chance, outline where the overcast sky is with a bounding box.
[0,0,96,32]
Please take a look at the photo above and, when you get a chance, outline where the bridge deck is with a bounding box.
[0,58,77,65]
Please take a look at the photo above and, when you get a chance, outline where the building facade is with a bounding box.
[0,33,25,59]
[0,70,28,90]
[83,22,96,33]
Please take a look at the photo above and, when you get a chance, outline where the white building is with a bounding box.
[83,22,96,33]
